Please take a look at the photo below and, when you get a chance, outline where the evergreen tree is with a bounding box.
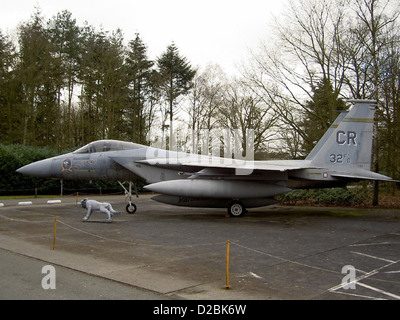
[301,78,346,154]
[0,31,18,144]
[47,10,82,150]
[126,34,154,143]
[157,43,196,149]
[79,26,128,142]
[16,8,61,147]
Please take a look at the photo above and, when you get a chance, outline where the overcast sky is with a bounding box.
[0,0,284,75]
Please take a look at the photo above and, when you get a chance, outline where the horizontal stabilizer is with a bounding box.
[331,170,397,182]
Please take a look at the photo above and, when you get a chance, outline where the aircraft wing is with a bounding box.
[331,170,398,182]
[112,155,396,183]
[137,158,396,182]
[135,157,310,182]
[137,158,307,172]
[110,154,309,182]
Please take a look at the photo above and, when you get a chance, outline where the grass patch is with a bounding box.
[0,195,61,200]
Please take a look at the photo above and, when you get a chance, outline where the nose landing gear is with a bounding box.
[126,202,137,214]
[118,181,138,214]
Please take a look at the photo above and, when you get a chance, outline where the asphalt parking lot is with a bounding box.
[0,194,399,300]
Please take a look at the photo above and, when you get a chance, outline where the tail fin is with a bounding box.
[310,100,376,171]
[306,110,348,161]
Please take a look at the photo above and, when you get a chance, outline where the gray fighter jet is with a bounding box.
[17,100,395,217]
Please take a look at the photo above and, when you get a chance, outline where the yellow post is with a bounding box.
[226,240,230,289]
[76,192,79,204]
[52,218,57,250]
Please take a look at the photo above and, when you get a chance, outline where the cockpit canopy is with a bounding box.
[73,140,145,154]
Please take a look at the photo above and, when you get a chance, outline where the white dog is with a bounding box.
[81,198,119,222]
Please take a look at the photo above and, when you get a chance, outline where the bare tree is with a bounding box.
[218,79,277,156]
[186,64,226,153]
[245,0,400,202]
[345,0,400,204]
[245,0,348,156]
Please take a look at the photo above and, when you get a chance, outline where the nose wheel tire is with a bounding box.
[126,203,137,214]
[227,201,246,217]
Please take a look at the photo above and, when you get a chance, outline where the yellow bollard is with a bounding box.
[226,240,230,289]
[52,218,57,250]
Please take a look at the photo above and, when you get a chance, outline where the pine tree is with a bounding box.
[79,27,128,142]
[16,8,61,147]
[126,34,154,143]
[47,10,82,150]
[301,78,346,154]
[0,31,18,144]
[157,43,196,149]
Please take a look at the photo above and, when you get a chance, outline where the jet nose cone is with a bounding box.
[16,159,54,178]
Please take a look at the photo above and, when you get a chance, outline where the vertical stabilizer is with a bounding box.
[306,110,348,161]
[310,100,376,170]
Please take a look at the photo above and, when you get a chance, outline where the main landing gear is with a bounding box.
[118,181,138,214]
[227,200,247,218]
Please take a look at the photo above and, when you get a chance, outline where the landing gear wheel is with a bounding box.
[227,201,246,217]
[119,181,139,214]
[126,203,137,214]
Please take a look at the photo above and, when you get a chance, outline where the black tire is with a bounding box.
[126,203,137,214]
[227,201,246,217]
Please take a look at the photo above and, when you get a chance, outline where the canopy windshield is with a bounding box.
[74,140,144,154]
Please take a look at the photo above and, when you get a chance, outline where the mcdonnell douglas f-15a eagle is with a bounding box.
[17,100,396,217]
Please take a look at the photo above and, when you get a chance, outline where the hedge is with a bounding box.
[277,187,371,206]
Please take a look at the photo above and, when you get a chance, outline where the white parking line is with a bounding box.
[328,271,378,292]
[328,250,400,300]
[351,251,396,264]
[356,282,400,300]
[248,272,263,279]
[349,242,391,247]
[330,290,385,300]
